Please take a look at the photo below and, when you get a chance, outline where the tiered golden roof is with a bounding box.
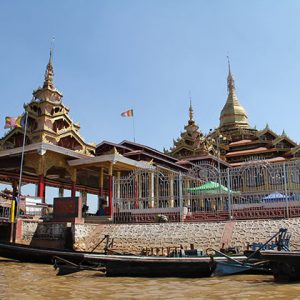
[166,101,214,159]
[0,50,95,156]
[219,62,250,130]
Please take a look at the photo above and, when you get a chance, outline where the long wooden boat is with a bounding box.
[259,250,300,282]
[0,241,90,264]
[209,228,289,277]
[82,252,250,277]
[85,253,216,277]
[0,241,247,277]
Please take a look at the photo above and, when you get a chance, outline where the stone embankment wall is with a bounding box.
[73,222,224,253]
[17,220,68,248]
[73,218,300,254]
[17,218,300,252]
[230,218,300,250]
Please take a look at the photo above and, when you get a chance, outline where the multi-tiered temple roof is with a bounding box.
[166,101,215,159]
[212,63,299,165]
[0,50,95,156]
[168,61,299,166]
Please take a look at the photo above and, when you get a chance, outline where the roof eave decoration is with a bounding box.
[257,128,278,139]
[272,136,297,148]
[289,145,300,155]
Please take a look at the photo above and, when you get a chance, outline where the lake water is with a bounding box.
[1,257,300,299]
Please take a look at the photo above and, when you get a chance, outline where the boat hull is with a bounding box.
[103,259,213,277]
[0,241,248,278]
[260,251,300,282]
[0,241,86,264]
[84,254,248,277]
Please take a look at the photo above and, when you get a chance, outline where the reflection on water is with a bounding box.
[1,257,300,300]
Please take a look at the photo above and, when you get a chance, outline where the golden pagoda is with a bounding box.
[0,50,95,156]
[220,62,250,130]
[210,61,299,166]
[0,51,150,215]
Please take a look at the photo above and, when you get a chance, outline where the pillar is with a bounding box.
[36,155,46,203]
[116,171,121,209]
[116,171,121,199]
[12,181,18,197]
[150,172,155,208]
[108,163,113,218]
[138,173,143,208]
[134,174,139,209]
[71,181,76,199]
[37,174,46,203]
[71,169,77,199]
[98,168,104,196]
[58,187,64,198]
[185,177,191,209]
[98,168,104,211]
[80,191,87,206]
[169,173,174,208]
[156,173,159,207]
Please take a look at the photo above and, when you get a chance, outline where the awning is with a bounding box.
[263,192,288,202]
[186,181,239,194]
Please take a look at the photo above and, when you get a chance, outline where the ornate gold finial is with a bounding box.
[147,159,154,166]
[189,92,193,122]
[43,48,54,89]
[227,56,235,93]
[113,146,120,155]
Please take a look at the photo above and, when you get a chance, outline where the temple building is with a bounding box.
[1,51,300,228]
[165,100,229,171]
[96,140,187,173]
[167,62,299,167]
[165,101,214,159]
[1,50,95,155]
[0,51,151,218]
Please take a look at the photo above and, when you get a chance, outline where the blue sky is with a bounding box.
[1,0,300,151]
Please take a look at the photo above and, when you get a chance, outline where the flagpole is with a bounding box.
[132,114,136,143]
[121,109,135,142]
[16,111,28,219]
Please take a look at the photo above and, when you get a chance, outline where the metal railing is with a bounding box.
[0,195,52,222]
[113,159,300,223]
[0,206,11,221]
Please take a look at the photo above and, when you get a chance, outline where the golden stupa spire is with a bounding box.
[219,57,250,130]
[227,56,235,93]
[189,91,194,122]
[43,48,55,89]
[32,41,63,102]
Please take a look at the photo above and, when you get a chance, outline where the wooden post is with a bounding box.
[37,174,45,203]
[71,169,77,199]
[108,163,113,218]
[98,168,104,211]
[71,181,76,199]
[58,187,64,198]
[99,167,104,195]
[80,191,87,206]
